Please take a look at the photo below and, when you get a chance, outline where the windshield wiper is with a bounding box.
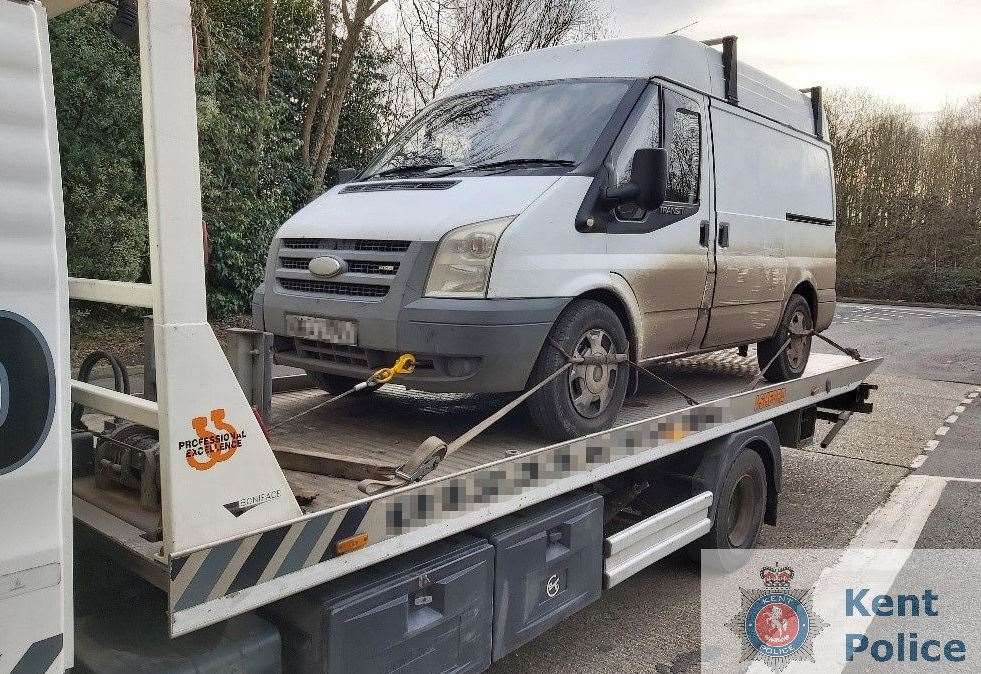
[364,163,456,180]
[434,158,576,176]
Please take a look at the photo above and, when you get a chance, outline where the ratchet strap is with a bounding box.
[746,328,864,391]
[358,326,868,495]
[358,350,628,495]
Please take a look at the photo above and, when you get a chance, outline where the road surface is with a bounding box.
[493,302,981,674]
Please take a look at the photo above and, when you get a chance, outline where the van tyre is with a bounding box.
[687,447,767,570]
[305,371,376,397]
[526,299,630,441]
[757,293,813,382]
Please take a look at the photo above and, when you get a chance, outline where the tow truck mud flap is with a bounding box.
[475,491,604,660]
[261,534,493,674]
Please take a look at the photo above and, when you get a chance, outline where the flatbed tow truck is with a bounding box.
[0,1,880,672]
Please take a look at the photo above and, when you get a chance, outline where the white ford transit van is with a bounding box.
[254,35,837,439]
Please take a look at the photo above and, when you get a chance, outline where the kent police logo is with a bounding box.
[725,564,828,672]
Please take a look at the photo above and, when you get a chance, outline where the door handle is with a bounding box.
[699,220,709,247]
[718,222,730,248]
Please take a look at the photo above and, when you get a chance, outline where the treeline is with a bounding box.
[50,4,979,315]
[828,92,981,305]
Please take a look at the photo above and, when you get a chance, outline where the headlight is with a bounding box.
[424,216,515,298]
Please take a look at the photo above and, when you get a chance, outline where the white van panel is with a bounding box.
[488,176,604,296]
[704,102,834,347]
[711,105,833,222]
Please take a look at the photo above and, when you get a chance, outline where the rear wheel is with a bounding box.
[757,293,813,382]
[687,447,767,569]
[526,299,630,440]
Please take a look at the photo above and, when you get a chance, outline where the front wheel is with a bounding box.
[525,299,630,441]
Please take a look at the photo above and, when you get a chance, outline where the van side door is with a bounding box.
[701,102,789,348]
[605,84,714,359]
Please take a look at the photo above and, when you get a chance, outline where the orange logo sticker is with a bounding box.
[179,408,247,471]
[755,388,788,411]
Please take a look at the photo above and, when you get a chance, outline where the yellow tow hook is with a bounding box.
[366,353,417,388]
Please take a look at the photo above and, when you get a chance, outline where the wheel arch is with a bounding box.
[789,279,818,321]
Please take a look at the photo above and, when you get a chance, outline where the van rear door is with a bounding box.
[0,1,72,670]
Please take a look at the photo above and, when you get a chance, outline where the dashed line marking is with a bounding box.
[910,455,927,469]
[946,415,959,423]
[955,405,966,413]
[924,439,940,452]
[936,426,949,436]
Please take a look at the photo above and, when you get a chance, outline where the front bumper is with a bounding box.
[259,287,569,393]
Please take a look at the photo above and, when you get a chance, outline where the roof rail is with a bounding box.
[702,35,738,105]
[800,86,824,140]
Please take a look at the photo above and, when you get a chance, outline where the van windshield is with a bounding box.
[362,80,631,180]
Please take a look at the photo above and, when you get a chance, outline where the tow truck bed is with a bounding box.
[272,348,837,511]
[72,348,879,635]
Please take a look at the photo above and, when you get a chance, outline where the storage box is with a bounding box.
[263,534,493,673]
[476,491,604,660]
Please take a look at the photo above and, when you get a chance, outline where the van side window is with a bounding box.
[666,109,701,204]
[606,86,660,221]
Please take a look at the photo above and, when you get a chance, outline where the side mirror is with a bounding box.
[336,167,358,184]
[604,147,668,212]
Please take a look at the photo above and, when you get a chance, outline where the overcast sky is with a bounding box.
[604,0,980,113]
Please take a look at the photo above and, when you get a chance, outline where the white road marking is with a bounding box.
[839,302,981,318]
[955,405,966,413]
[946,415,959,423]
[811,474,948,673]
[805,387,980,672]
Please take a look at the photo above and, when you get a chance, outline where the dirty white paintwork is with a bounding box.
[705,99,835,346]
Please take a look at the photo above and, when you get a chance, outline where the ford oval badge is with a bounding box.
[308,256,345,277]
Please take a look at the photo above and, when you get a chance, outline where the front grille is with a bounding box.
[281,238,410,253]
[279,257,309,270]
[279,257,399,275]
[296,340,370,366]
[279,278,389,298]
[347,260,399,275]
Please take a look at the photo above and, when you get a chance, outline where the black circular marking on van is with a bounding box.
[0,311,57,475]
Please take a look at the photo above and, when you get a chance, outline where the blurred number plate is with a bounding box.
[285,315,358,345]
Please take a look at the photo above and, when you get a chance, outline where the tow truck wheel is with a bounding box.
[758,293,813,382]
[305,371,377,397]
[687,447,767,568]
[526,299,629,440]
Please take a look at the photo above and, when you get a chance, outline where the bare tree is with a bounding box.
[393,0,602,112]
[302,0,391,186]
[827,89,981,304]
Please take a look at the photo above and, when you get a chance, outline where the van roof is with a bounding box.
[444,35,825,139]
